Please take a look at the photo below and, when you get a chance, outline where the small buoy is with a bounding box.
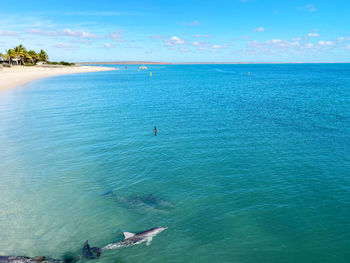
[248,72,251,76]
[150,72,152,76]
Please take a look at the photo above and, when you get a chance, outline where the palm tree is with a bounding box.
[5,49,16,65]
[38,49,48,62]
[24,52,34,63]
[28,50,40,63]
[14,44,26,52]
[0,52,4,64]
[3,45,50,65]
[14,45,27,65]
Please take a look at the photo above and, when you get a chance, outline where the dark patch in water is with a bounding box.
[104,192,174,210]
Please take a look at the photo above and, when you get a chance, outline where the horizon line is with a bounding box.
[78,61,350,65]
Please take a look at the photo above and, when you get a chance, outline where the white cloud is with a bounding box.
[178,47,190,53]
[0,30,18,36]
[271,39,282,43]
[192,41,210,48]
[164,36,185,46]
[63,29,99,39]
[245,36,348,57]
[298,4,317,12]
[110,30,123,42]
[27,28,59,36]
[53,42,72,49]
[150,35,165,39]
[292,37,302,41]
[337,37,345,42]
[301,43,314,49]
[194,34,211,38]
[248,39,316,54]
[237,35,251,40]
[182,21,201,26]
[290,41,300,46]
[104,43,115,48]
[248,40,259,48]
[318,41,333,47]
[254,27,265,32]
[26,28,100,39]
[211,44,227,49]
[308,32,319,37]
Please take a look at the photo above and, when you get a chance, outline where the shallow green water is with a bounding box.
[0,64,350,262]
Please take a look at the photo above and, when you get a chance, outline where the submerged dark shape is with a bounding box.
[102,190,114,197]
[128,194,174,209]
[82,241,101,260]
[0,256,62,263]
[105,192,174,210]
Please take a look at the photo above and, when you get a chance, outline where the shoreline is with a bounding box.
[0,65,115,94]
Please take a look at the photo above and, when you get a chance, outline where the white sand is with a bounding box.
[0,65,115,93]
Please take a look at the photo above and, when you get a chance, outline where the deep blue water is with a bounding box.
[0,64,350,262]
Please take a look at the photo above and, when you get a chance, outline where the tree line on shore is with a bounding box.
[0,45,74,66]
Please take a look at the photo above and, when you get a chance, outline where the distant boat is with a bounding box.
[139,65,147,70]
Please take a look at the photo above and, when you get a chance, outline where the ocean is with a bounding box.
[0,64,349,262]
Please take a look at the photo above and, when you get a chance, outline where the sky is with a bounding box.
[0,0,350,62]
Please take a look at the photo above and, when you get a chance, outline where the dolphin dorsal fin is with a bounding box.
[123,232,135,239]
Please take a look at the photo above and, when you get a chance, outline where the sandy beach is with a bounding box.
[0,65,115,93]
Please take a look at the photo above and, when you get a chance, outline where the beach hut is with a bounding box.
[10,57,20,65]
[37,61,47,65]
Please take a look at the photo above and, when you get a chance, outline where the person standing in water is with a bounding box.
[154,126,157,136]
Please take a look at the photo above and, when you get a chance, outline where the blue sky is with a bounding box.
[0,0,349,62]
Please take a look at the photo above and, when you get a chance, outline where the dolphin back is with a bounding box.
[82,241,102,259]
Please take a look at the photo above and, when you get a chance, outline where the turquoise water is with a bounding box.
[0,64,350,262]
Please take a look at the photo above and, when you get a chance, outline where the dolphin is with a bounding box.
[103,227,168,250]
[82,227,167,259]
[0,256,62,263]
[82,241,102,259]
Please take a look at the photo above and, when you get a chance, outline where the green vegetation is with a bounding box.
[47,61,75,66]
[38,49,49,62]
[0,44,41,65]
[0,45,74,66]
